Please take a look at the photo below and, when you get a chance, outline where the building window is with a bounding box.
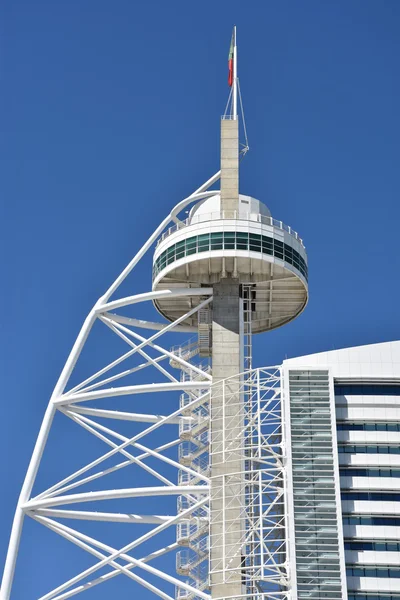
[153,231,308,280]
[335,385,400,396]
[338,445,400,454]
[340,468,400,478]
[343,515,400,526]
[341,491,400,502]
[345,540,400,552]
[337,422,400,432]
[348,595,400,600]
[346,566,400,578]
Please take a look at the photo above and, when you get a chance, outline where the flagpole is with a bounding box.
[233,25,237,120]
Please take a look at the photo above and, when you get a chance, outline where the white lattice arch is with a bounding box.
[1,170,289,600]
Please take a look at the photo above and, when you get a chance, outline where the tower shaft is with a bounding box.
[220,119,239,218]
[209,114,243,597]
[210,281,243,598]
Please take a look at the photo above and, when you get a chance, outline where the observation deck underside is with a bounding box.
[153,258,307,333]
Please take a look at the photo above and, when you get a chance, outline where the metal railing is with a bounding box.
[170,336,199,359]
[175,578,209,600]
[178,464,210,486]
[179,414,209,440]
[181,364,212,383]
[156,210,304,248]
[176,520,209,544]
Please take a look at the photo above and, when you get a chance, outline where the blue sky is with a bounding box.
[1,0,400,597]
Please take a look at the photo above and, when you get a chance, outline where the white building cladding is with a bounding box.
[283,340,400,600]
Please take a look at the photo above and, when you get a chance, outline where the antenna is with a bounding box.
[224,27,249,155]
[233,25,238,120]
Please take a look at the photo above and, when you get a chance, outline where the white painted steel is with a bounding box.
[0,35,310,599]
[0,125,307,600]
[0,172,219,600]
[0,194,299,600]
[233,26,237,119]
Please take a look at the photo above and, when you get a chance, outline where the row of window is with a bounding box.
[338,445,400,454]
[342,491,400,502]
[346,566,400,578]
[340,468,400,478]
[343,515,400,526]
[153,231,308,280]
[337,422,400,432]
[345,540,400,552]
[348,595,400,600]
[335,385,400,396]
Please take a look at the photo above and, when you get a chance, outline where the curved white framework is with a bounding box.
[1,173,217,600]
[0,172,290,600]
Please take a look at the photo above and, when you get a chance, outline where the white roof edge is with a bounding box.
[282,339,400,380]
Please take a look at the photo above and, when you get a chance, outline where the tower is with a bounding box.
[1,29,309,600]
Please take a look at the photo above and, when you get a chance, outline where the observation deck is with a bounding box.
[152,194,308,333]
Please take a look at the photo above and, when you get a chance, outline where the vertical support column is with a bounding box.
[220,119,239,218]
[209,109,242,598]
[210,280,244,599]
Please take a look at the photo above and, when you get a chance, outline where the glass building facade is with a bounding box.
[287,370,345,600]
[283,341,400,600]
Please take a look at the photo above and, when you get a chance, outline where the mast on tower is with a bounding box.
[228,26,238,119]
[221,26,239,220]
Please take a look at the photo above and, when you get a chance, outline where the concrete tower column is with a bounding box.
[220,119,239,219]
[210,118,243,598]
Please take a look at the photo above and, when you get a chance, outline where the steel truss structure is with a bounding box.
[1,172,290,600]
[209,368,288,599]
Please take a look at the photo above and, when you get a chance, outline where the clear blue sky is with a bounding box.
[1,1,400,597]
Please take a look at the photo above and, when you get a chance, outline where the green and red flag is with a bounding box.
[228,30,234,87]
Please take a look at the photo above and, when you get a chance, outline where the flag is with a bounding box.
[228,30,234,87]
